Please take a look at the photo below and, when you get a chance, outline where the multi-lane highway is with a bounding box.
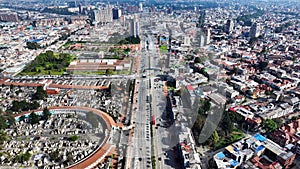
[126,18,180,168]
[146,35,180,169]
[127,35,153,169]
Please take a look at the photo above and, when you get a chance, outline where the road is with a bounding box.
[126,19,180,169]
[127,36,152,169]
[146,35,181,169]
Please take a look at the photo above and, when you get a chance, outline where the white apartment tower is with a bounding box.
[205,28,211,45]
[139,2,143,12]
[94,5,113,24]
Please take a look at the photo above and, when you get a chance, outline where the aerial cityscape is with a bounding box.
[0,0,300,169]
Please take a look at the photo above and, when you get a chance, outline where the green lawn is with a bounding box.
[72,70,130,75]
[19,51,75,76]
[160,45,168,53]
[212,130,245,151]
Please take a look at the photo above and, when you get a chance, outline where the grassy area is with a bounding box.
[19,51,75,76]
[159,45,168,53]
[212,129,245,151]
[72,71,106,75]
[107,47,131,59]
[72,69,130,75]
[58,41,87,50]
[129,58,134,74]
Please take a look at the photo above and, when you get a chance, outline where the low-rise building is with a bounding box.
[213,133,296,169]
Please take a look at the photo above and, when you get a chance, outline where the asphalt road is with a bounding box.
[146,35,181,169]
[128,36,152,169]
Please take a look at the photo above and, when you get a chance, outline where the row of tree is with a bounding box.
[0,114,15,130]
[118,36,141,45]
[9,100,40,112]
[26,42,41,50]
[14,152,31,163]
[18,108,51,125]
[33,86,47,100]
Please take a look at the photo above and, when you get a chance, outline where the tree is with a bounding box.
[273,118,283,128]
[194,57,202,64]
[66,152,74,163]
[0,130,9,144]
[5,115,15,127]
[19,115,26,122]
[26,42,41,50]
[49,150,60,161]
[42,107,51,120]
[0,115,7,130]
[249,37,258,45]
[33,86,47,100]
[262,119,278,132]
[195,56,207,64]
[258,61,268,71]
[210,130,220,145]
[10,84,14,90]
[106,69,115,75]
[10,100,40,112]
[23,152,31,161]
[29,112,39,124]
[221,111,234,135]
[14,152,31,163]
[124,47,131,53]
[69,135,78,141]
[203,100,211,113]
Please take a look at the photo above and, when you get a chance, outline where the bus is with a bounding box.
[151,115,156,125]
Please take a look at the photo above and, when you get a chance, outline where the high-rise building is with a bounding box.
[0,12,18,22]
[184,36,191,46]
[139,2,143,12]
[94,6,113,24]
[249,23,260,38]
[78,4,82,14]
[112,8,122,20]
[127,5,139,13]
[197,10,206,28]
[127,15,139,37]
[151,5,155,13]
[225,19,234,34]
[199,28,211,47]
[204,28,211,45]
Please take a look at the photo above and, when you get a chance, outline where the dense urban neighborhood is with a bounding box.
[0,0,300,169]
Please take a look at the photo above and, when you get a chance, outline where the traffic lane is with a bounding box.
[151,79,166,169]
[137,79,152,166]
[133,81,148,168]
